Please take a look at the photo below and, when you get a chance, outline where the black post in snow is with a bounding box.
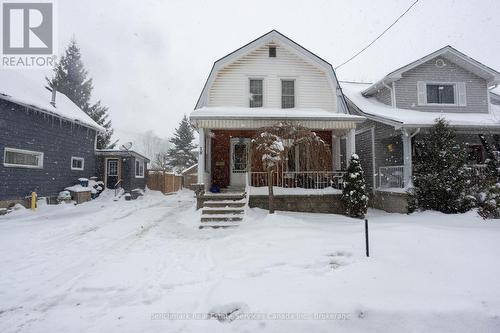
[365,219,369,257]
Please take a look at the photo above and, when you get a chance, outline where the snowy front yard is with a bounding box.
[0,190,499,332]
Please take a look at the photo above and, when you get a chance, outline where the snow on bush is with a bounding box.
[342,154,368,218]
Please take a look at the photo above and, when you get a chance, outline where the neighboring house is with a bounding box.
[95,150,150,192]
[0,71,105,208]
[190,30,363,194]
[341,46,500,212]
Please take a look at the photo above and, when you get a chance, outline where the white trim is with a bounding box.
[197,128,205,184]
[3,147,44,169]
[71,156,85,171]
[135,158,145,178]
[370,127,376,193]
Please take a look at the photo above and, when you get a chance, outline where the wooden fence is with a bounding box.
[147,171,182,194]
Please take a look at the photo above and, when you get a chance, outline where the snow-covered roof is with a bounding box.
[195,30,348,112]
[363,46,500,96]
[95,149,150,162]
[342,81,500,129]
[0,70,105,132]
[191,106,364,121]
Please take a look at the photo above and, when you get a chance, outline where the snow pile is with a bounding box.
[0,190,499,332]
[0,70,104,132]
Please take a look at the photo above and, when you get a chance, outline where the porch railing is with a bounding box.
[378,164,489,189]
[249,170,345,189]
[378,165,404,189]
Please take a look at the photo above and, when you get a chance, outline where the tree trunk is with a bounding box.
[268,169,274,214]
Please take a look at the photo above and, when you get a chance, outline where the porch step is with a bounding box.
[202,207,244,215]
[201,214,244,222]
[199,221,241,229]
[203,200,245,208]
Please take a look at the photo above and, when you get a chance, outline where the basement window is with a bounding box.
[269,46,276,58]
[4,148,43,168]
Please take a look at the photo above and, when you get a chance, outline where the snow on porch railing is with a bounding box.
[249,171,345,189]
[378,165,404,189]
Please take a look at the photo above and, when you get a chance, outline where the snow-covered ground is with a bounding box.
[1,190,499,332]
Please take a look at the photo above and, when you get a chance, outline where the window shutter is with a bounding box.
[417,81,426,105]
[457,82,467,106]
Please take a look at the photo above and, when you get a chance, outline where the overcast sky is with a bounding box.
[29,0,500,140]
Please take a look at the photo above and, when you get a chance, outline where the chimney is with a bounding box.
[50,88,56,107]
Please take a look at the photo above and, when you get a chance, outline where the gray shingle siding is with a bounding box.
[96,155,147,192]
[0,99,97,200]
[395,57,489,113]
[348,100,404,190]
[374,85,392,106]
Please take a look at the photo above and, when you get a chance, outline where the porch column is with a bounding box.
[346,128,356,166]
[402,129,412,187]
[332,132,341,170]
[197,127,205,184]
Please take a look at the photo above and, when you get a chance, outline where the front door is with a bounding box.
[106,158,119,189]
[230,138,250,187]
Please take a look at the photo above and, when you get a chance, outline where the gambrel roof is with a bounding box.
[194,30,348,112]
[363,45,500,96]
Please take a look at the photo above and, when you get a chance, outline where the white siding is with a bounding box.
[208,43,338,112]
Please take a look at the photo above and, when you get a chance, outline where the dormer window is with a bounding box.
[269,46,276,58]
[426,84,455,104]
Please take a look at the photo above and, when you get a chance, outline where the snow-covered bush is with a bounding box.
[341,154,368,218]
[411,119,474,214]
[477,149,500,219]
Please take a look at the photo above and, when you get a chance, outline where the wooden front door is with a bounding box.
[106,158,120,189]
[230,138,250,187]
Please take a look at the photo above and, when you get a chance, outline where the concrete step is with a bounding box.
[199,221,240,229]
[201,214,244,222]
[204,201,246,208]
[202,207,244,215]
[202,193,246,201]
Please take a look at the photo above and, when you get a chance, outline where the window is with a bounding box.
[269,46,276,58]
[281,80,295,108]
[71,157,84,170]
[249,79,263,108]
[135,159,144,178]
[4,148,43,168]
[426,84,455,104]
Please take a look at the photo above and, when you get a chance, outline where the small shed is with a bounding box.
[182,164,198,190]
[95,150,150,192]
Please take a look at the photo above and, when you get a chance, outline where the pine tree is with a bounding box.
[46,39,115,149]
[341,154,368,218]
[167,115,197,172]
[412,119,474,213]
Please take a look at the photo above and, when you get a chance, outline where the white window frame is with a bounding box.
[71,156,85,171]
[135,158,144,178]
[3,147,44,169]
[248,77,264,108]
[423,81,458,106]
[281,78,296,109]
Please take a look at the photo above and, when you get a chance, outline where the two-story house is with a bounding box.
[190,30,367,223]
[341,46,500,212]
[191,30,364,192]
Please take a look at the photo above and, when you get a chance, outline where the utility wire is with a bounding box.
[335,0,420,70]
